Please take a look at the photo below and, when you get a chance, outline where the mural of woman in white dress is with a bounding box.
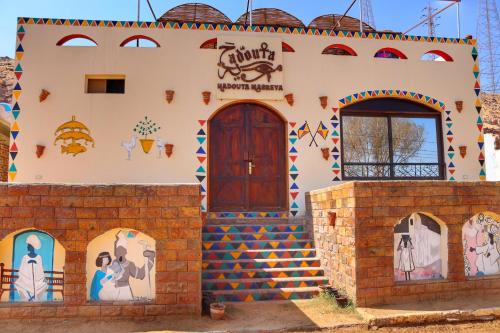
[394,213,443,281]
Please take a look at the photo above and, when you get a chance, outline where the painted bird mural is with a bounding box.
[121,135,138,160]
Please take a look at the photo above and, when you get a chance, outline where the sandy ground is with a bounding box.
[293,320,500,333]
[2,295,500,333]
[1,299,362,333]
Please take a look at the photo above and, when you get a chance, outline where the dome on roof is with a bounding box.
[158,3,232,25]
[235,8,305,28]
[308,14,376,32]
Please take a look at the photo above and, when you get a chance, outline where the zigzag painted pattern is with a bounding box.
[471,46,486,181]
[203,221,325,302]
[18,17,475,45]
[207,212,288,219]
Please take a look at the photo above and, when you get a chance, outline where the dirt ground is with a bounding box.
[293,320,500,333]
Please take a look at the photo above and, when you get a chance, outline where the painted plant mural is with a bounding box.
[86,229,156,302]
[394,213,444,282]
[463,212,500,277]
[0,229,65,303]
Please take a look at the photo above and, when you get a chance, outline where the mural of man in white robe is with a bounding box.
[14,235,48,302]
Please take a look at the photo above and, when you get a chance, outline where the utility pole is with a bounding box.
[477,0,500,93]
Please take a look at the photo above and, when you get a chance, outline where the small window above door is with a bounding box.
[85,75,126,94]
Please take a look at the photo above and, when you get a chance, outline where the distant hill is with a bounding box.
[0,57,14,104]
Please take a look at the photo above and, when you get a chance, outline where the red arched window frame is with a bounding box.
[201,39,295,52]
[200,38,217,49]
[322,44,357,56]
[56,34,98,46]
[374,47,408,59]
[120,35,161,47]
[422,50,454,62]
[281,42,295,53]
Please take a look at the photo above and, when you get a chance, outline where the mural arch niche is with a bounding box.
[86,228,156,302]
[0,229,65,303]
[463,212,500,278]
[393,212,448,282]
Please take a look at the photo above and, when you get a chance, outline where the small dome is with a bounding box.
[308,14,376,32]
[158,3,232,25]
[235,8,305,28]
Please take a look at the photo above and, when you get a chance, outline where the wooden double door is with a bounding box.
[209,103,287,212]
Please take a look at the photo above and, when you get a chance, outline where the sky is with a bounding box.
[0,0,482,57]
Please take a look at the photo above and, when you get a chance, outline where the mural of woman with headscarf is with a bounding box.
[89,251,119,301]
[14,235,48,302]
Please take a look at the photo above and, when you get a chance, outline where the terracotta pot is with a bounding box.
[328,211,336,227]
[459,145,467,158]
[164,143,174,157]
[210,303,225,320]
[335,296,349,308]
[455,100,463,113]
[39,89,50,102]
[202,91,211,105]
[319,96,328,109]
[319,285,338,297]
[140,139,154,154]
[285,93,294,106]
[321,147,330,160]
[165,90,175,104]
[36,144,45,158]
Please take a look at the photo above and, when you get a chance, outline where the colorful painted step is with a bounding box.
[202,267,325,280]
[203,249,316,260]
[202,231,309,241]
[202,258,322,270]
[203,224,304,234]
[202,240,313,251]
[203,277,328,291]
[210,287,320,302]
[202,219,326,302]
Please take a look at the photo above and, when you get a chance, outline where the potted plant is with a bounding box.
[134,116,161,154]
[210,302,226,320]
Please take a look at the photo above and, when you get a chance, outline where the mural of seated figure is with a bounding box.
[87,229,156,302]
[463,212,500,277]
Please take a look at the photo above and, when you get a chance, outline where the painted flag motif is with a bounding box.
[316,121,329,140]
[297,122,310,139]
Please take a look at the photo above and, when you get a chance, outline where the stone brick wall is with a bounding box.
[0,183,202,319]
[308,181,500,307]
[0,142,8,182]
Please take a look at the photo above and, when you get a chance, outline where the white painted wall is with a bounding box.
[12,22,483,216]
[485,134,500,181]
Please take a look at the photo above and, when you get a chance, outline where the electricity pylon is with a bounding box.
[360,0,376,29]
[477,0,500,93]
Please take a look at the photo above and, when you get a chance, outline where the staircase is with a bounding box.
[202,218,327,302]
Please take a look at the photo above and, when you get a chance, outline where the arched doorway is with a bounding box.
[209,103,287,212]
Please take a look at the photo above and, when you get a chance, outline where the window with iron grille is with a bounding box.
[340,99,445,180]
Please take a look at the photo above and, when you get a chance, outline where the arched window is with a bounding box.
[200,38,217,49]
[200,39,295,52]
[374,47,407,59]
[340,98,444,180]
[421,50,454,62]
[394,213,448,282]
[120,35,160,48]
[322,44,357,56]
[56,34,98,46]
[281,42,295,53]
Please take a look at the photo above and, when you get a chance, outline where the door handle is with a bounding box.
[248,161,255,175]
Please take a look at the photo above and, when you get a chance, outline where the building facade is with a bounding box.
[10,7,485,218]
